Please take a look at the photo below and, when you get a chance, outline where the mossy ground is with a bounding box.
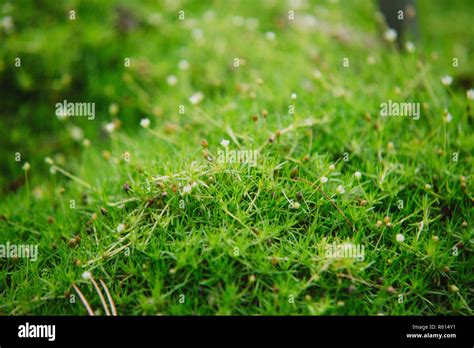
[0,0,472,315]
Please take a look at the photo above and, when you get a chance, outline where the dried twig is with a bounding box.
[72,283,95,316]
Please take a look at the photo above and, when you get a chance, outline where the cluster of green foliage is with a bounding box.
[0,0,472,315]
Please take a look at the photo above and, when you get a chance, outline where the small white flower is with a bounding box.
[81,271,92,280]
[336,185,345,194]
[265,31,276,40]
[56,108,69,121]
[444,110,453,123]
[182,184,192,195]
[44,157,54,165]
[189,92,204,105]
[354,171,362,180]
[192,28,204,41]
[466,89,474,100]
[140,118,150,128]
[405,41,415,53]
[178,59,189,70]
[396,233,405,243]
[320,176,328,184]
[1,16,14,32]
[83,138,91,147]
[441,75,452,86]
[220,139,230,148]
[291,93,297,100]
[69,126,84,141]
[329,164,336,171]
[290,201,301,209]
[383,28,397,42]
[104,122,115,133]
[166,75,178,86]
[425,184,432,190]
[22,162,30,172]
[116,223,125,233]
[312,69,322,79]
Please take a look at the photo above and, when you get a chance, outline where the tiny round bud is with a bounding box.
[290,168,299,179]
[22,162,30,172]
[290,201,301,209]
[395,233,405,243]
[448,285,459,293]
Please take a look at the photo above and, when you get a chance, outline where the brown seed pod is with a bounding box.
[200,139,208,148]
[290,167,299,179]
[365,112,372,123]
[146,198,156,207]
[123,182,131,193]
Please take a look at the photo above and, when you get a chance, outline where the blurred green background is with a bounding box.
[1,0,473,192]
